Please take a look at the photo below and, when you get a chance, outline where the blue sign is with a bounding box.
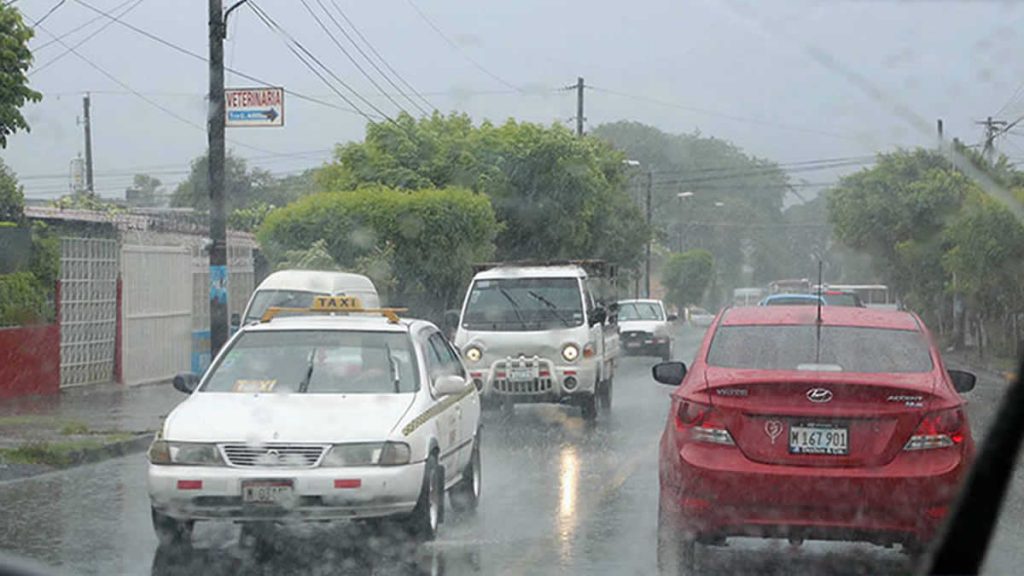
[210,265,228,305]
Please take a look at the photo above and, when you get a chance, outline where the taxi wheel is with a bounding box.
[406,454,444,540]
[657,504,696,574]
[151,508,193,548]
[580,393,598,421]
[450,434,482,513]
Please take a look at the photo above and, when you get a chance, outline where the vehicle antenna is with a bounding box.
[815,260,823,364]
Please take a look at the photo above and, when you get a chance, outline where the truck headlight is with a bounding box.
[464,346,482,363]
[321,442,411,467]
[562,344,580,362]
[148,441,224,466]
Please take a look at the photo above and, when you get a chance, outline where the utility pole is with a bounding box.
[644,170,652,298]
[978,116,1007,163]
[208,0,229,357]
[937,118,943,145]
[82,94,94,196]
[575,77,584,137]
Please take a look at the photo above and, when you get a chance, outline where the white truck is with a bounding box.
[451,262,619,421]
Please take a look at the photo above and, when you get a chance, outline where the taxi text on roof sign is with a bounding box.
[225,87,284,127]
[312,295,363,311]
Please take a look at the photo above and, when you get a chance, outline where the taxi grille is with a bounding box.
[221,444,328,468]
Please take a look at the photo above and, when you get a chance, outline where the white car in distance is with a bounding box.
[616,299,676,361]
[148,297,481,545]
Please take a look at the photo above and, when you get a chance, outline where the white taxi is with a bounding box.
[148,297,481,545]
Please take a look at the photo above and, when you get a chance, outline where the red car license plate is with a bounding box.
[789,423,849,455]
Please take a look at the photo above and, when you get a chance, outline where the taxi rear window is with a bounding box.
[706,325,934,373]
[202,331,419,394]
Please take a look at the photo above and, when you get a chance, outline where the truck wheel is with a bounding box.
[580,394,598,421]
[405,454,444,540]
[152,508,193,548]
[598,379,613,410]
[449,433,481,513]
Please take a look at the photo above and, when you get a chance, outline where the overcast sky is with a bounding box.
[4,0,1023,200]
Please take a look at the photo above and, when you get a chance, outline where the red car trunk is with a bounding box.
[702,368,945,468]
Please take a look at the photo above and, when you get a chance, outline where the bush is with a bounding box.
[0,271,51,325]
[258,185,498,317]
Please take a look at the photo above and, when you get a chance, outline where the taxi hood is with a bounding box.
[163,392,417,443]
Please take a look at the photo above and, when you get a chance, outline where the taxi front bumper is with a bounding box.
[148,461,425,522]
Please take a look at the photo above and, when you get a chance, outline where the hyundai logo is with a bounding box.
[806,388,833,403]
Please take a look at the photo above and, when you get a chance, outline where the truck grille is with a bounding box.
[493,356,555,395]
[221,444,328,468]
[494,378,554,394]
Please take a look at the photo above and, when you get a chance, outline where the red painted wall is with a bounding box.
[0,323,60,398]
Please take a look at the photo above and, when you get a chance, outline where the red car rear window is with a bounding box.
[706,325,934,373]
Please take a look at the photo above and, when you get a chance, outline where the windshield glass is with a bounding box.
[618,302,664,321]
[244,290,322,323]
[707,325,934,373]
[461,277,584,331]
[202,330,418,394]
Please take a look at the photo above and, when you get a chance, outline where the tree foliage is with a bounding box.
[258,185,497,316]
[0,5,41,148]
[661,249,715,311]
[171,154,316,214]
[317,112,647,269]
[0,159,25,223]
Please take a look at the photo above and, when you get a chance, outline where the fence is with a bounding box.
[59,238,118,387]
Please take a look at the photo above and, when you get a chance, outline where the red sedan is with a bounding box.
[654,305,977,572]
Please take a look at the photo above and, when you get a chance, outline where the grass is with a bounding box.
[0,434,135,468]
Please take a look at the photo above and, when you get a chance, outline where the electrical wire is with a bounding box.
[31,0,146,76]
[327,0,434,113]
[247,1,388,125]
[404,0,522,93]
[31,0,66,26]
[71,0,366,118]
[33,0,134,51]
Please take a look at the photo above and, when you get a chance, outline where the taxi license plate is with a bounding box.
[789,423,849,455]
[507,367,537,382]
[242,480,294,505]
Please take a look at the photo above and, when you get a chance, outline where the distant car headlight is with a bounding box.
[562,344,580,362]
[321,442,411,467]
[464,346,483,363]
[148,441,224,466]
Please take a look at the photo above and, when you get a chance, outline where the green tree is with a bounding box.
[0,158,25,223]
[258,185,497,316]
[317,112,647,270]
[126,174,164,207]
[0,6,41,148]
[171,153,255,212]
[661,249,715,312]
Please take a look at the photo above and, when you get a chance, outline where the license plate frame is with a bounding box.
[241,479,295,505]
[788,422,849,455]
[506,366,537,382]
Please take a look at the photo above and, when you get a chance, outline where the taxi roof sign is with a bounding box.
[261,296,406,324]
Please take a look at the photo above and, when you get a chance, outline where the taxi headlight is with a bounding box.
[321,442,411,467]
[148,441,224,466]
[464,346,483,363]
[562,344,580,362]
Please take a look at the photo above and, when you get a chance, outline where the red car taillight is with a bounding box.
[904,407,965,451]
[674,401,735,446]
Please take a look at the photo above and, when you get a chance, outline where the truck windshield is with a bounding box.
[462,277,584,331]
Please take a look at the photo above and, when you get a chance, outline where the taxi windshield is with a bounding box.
[707,325,934,373]
[618,302,664,321]
[202,330,419,394]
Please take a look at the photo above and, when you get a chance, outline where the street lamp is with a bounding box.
[676,192,695,251]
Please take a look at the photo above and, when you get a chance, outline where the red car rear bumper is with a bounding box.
[660,440,971,545]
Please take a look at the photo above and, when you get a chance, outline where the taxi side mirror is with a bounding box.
[652,362,687,386]
[173,372,200,394]
[434,374,468,396]
[948,369,976,393]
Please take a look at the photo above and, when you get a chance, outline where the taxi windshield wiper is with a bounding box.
[298,349,315,393]
[527,290,571,327]
[498,287,528,329]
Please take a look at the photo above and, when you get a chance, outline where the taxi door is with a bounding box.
[424,330,463,485]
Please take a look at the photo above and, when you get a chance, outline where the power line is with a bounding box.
[247,1,387,125]
[643,155,875,177]
[31,0,146,76]
[327,0,434,113]
[403,0,522,93]
[33,0,134,51]
[297,0,413,117]
[31,0,66,26]
[588,85,857,141]
[71,0,367,118]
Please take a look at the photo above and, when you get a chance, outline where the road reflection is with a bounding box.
[555,444,580,560]
[150,521,481,576]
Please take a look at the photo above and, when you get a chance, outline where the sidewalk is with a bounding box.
[0,381,184,481]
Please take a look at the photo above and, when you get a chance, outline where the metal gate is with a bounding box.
[121,245,192,385]
[60,238,118,387]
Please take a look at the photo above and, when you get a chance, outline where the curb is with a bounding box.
[62,432,154,467]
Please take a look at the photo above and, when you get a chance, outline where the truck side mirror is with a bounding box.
[589,307,607,326]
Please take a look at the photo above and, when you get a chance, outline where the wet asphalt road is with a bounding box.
[0,326,1020,576]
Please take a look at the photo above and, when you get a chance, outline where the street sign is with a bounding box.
[225,87,284,127]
